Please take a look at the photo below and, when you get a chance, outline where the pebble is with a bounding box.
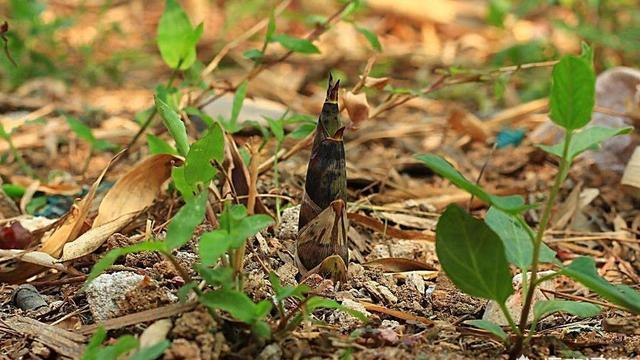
[85,271,145,321]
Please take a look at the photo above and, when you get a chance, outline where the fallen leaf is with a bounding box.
[342,91,369,130]
[0,222,33,250]
[363,76,389,90]
[447,106,489,143]
[0,151,123,283]
[363,257,436,272]
[60,154,179,261]
[347,212,434,241]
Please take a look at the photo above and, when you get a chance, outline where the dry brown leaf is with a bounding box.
[60,154,179,261]
[447,106,489,142]
[359,301,434,326]
[363,257,436,272]
[342,91,369,130]
[363,76,389,90]
[0,250,68,272]
[0,152,123,284]
[347,212,434,241]
[378,211,436,230]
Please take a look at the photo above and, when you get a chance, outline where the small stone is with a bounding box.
[363,281,397,305]
[275,262,299,287]
[164,339,201,360]
[332,298,370,330]
[406,272,426,296]
[257,343,282,360]
[85,272,145,321]
[172,307,215,339]
[277,205,300,241]
[482,271,556,326]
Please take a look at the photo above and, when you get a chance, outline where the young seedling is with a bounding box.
[296,75,349,282]
[417,44,639,358]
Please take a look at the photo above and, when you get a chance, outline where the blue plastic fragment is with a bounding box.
[496,128,526,149]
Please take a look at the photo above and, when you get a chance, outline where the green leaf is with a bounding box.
[485,207,557,269]
[268,272,310,302]
[82,327,107,360]
[305,297,368,322]
[0,123,9,140]
[171,165,195,200]
[549,55,596,130]
[130,340,171,360]
[562,257,640,314]
[436,205,514,303]
[229,214,274,248]
[2,183,25,198]
[465,320,507,341]
[486,0,510,28]
[199,231,231,266]
[355,26,382,52]
[579,42,594,65]
[199,289,261,323]
[416,154,530,214]
[254,300,273,319]
[266,11,276,42]
[96,335,138,360]
[86,242,167,285]
[251,320,272,339]
[147,134,178,155]
[266,118,284,142]
[67,117,97,144]
[288,123,316,140]
[538,126,633,160]
[184,107,214,128]
[157,0,202,69]
[164,190,208,250]
[271,34,320,54]
[243,49,263,61]
[184,123,225,186]
[93,139,117,152]
[196,265,233,288]
[228,80,248,132]
[155,96,189,156]
[533,300,601,321]
[177,282,198,303]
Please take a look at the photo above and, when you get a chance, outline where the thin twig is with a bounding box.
[196,1,353,110]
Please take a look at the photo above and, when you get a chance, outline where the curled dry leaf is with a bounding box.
[342,90,369,130]
[0,151,123,283]
[60,154,179,261]
[0,250,69,273]
[363,76,390,90]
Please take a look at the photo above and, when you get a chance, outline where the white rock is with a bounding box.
[85,271,144,321]
[483,271,556,326]
[406,272,426,296]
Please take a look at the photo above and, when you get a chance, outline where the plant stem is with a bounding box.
[499,301,521,337]
[160,249,193,286]
[510,130,573,358]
